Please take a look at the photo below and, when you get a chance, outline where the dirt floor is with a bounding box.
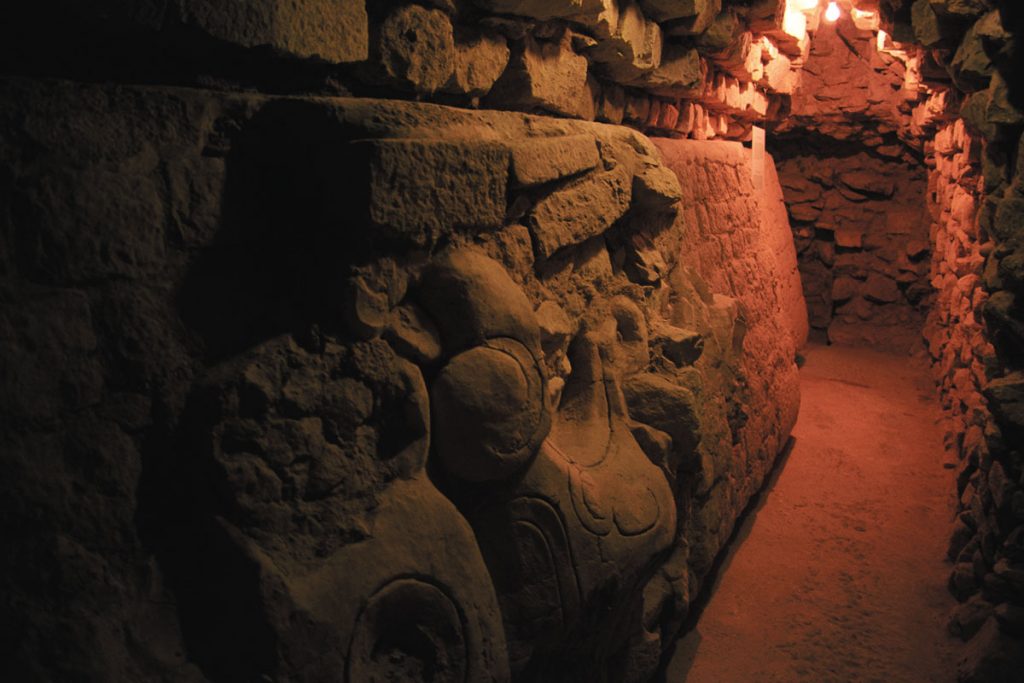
[664,343,964,683]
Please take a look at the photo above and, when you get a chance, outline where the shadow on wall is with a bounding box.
[177,100,372,362]
[141,101,377,680]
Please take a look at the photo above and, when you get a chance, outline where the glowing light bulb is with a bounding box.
[825,1,840,22]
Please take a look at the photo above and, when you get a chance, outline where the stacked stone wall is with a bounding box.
[0,79,804,681]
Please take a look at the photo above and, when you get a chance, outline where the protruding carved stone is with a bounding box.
[432,338,549,482]
[378,4,456,93]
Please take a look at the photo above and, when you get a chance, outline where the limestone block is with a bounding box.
[588,1,663,84]
[529,167,632,258]
[832,276,858,302]
[622,373,701,463]
[487,33,590,118]
[986,72,1024,126]
[912,0,953,47]
[444,30,510,98]
[863,273,900,303]
[475,0,601,20]
[510,134,600,186]
[928,0,990,19]
[950,17,994,92]
[650,322,704,366]
[985,372,1024,433]
[641,44,704,96]
[568,0,621,39]
[837,170,896,198]
[378,4,455,94]
[835,228,864,248]
[181,0,368,63]
[358,138,508,246]
[662,0,722,35]
[695,9,741,52]
[633,165,683,209]
[597,83,627,123]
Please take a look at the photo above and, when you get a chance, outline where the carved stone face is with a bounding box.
[418,249,676,676]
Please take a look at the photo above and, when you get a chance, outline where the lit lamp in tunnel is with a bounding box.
[824,1,841,22]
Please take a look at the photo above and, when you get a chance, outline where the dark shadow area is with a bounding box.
[136,99,374,681]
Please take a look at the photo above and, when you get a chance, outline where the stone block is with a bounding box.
[662,0,722,35]
[182,0,368,63]
[510,134,600,186]
[863,273,900,303]
[359,139,508,246]
[529,167,632,258]
[588,1,663,85]
[444,30,510,98]
[378,4,455,94]
[475,0,601,20]
[640,44,704,96]
[487,33,590,117]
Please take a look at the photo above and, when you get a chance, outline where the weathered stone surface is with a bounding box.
[529,167,632,258]
[0,69,810,683]
[360,138,508,246]
[863,273,900,303]
[633,164,683,209]
[510,134,600,186]
[984,372,1024,433]
[588,1,664,84]
[929,0,990,19]
[487,33,590,117]
[661,0,722,33]
[957,617,1024,683]
[377,4,455,93]
[912,0,955,46]
[417,249,541,355]
[432,338,549,482]
[181,0,369,63]
[623,373,701,460]
[444,29,510,97]
[474,0,595,20]
[641,44,704,95]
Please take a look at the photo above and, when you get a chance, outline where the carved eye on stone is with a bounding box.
[347,577,467,683]
[431,337,551,482]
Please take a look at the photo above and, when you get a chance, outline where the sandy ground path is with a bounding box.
[664,344,963,683]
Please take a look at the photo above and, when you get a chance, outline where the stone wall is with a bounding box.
[888,2,1024,680]
[778,147,932,350]
[0,78,802,681]
[771,13,939,351]
[1,0,821,143]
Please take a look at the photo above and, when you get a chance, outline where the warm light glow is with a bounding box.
[851,7,880,30]
[791,0,821,10]
[876,29,889,51]
[783,7,808,41]
[824,1,840,22]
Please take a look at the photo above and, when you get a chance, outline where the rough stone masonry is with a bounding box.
[1,1,1023,682]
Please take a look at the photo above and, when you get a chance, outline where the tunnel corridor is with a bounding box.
[665,343,961,682]
[2,1,1024,682]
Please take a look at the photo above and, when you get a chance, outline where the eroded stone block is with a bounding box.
[182,0,369,63]
[359,138,508,246]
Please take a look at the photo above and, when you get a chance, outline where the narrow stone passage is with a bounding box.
[666,344,963,683]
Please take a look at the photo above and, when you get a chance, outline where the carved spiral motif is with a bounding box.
[431,337,549,482]
[347,577,468,683]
